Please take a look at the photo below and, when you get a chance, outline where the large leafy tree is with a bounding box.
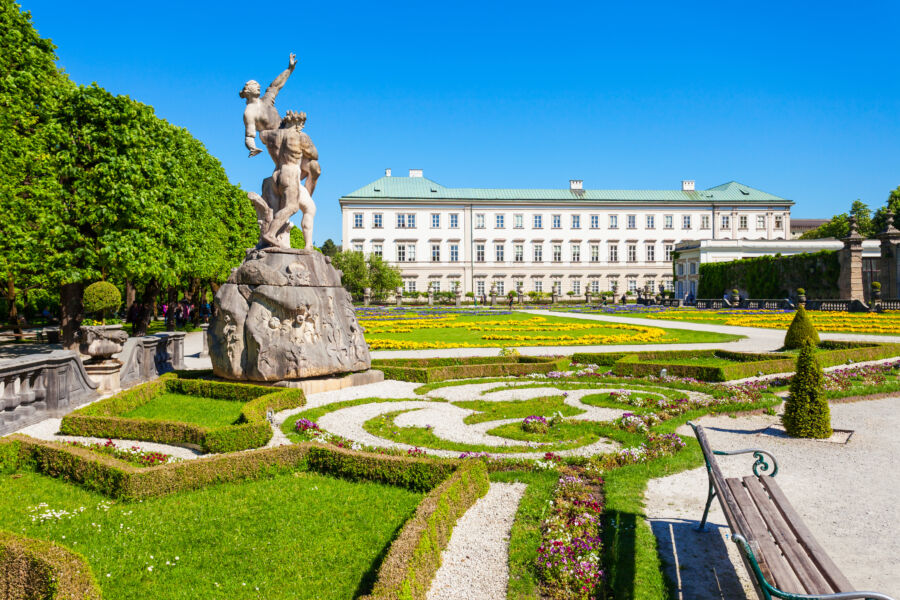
[331,251,402,301]
[0,2,72,333]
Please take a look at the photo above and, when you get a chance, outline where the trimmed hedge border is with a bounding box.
[0,530,102,599]
[577,343,900,382]
[372,356,558,383]
[360,459,490,600]
[59,374,305,453]
[0,435,458,501]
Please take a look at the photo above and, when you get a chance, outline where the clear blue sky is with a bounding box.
[21,0,900,245]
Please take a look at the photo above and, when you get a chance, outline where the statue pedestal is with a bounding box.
[208,248,370,382]
[84,359,122,393]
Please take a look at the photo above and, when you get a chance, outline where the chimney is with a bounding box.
[569,179,583,190]
[681,180,695,192]
[385,168,392,177]
[409,169,423,178]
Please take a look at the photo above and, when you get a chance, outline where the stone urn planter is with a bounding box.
[797,288,807,305]
[78,324,128,392]
[871,282,882,301]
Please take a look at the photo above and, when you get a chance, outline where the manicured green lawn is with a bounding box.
[0,470,422,600]
[453,396,583,424]
[280,397,443,441]
[123,393,245,428]
[361,311,741,350]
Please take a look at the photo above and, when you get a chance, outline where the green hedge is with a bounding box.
[571,352,631,366]
[361,460,490,600]
[697,249,840,298]
[1,436,460,500]
[59,376,305,453]
[0,530,102,599]
[373,356,557,383]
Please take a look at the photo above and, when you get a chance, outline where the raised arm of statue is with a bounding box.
[263,53,297,103]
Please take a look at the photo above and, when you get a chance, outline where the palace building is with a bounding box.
[339,169,793,297]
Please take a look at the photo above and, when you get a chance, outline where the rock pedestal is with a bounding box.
[208,248,370,381]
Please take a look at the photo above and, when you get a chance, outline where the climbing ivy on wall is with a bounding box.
[698,250,841,299]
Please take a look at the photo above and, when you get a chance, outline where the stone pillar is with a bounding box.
[200,324,209,358]
[427,290,434,306]
[839,216,865,302]
[454,289,462,307]
[517,290,524,305]
[363,287,371,307]
[396,287,403,307]
[877,215,900,299]
[551,292,559,304]
[585,291,592,305]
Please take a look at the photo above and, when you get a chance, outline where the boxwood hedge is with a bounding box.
[372,356,558,383]
[0,530,102,600]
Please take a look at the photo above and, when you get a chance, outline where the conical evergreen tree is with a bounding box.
[783,338,832,438]
[784,305,820,349]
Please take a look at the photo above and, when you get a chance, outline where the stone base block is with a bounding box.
[272,369,384,395]
[84,360,122,393]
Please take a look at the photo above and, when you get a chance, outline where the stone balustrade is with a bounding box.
[119,332,186,388]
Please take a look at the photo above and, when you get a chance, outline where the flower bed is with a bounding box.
[62,439,179,467]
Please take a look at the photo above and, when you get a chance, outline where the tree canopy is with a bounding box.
[801,190,900,240]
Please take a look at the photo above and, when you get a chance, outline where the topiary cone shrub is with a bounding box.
[783,305,820,350]
[783,338,832,438]
[82,281,121,321]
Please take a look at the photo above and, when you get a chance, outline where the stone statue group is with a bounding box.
[240,53,319,249]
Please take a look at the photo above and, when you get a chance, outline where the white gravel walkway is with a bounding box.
[645,398,900,599]
[427,482,527,600]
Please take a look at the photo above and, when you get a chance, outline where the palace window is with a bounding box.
[682,215,692,229]
[533,215,543,229]
[608,244,619,263]
[514,214,524,229]
[571,215,581,229]
[449,244,459,262]
[572,280,581,295]
[534,280,543,293]
[476,280,485,296]
[431,213,440,228]
[701,215,710,229]
[721,215,731,229]
[590,215,599,229]
[475,244,485,262]
[352,243,363,253]
[757,215,766,229]
[774,215,783,229]
[609,215,618,229]
[449,213,459,228]
[739,215,748,229]
[646,215,655,229]
[533,244,543,262]
[353,213,363,228]
[397,213,416,228]
[552,214,562,229]
[496,281,504,295]
[590,280,599,293]
[664,215,673,229]
[628,278,637,293]
[495,243,504,262]
[627,215,636,229]
[646,244,655,262]
[514,244,524,262]
[590,244,600,262]
[475,214,485,229]
[664,244,674,261]
[495,214,505,229]
[627,244,637,262]
[373,213,383,228]
[431,244,440,262]
[571,243,581,262]
[552,244,562,262]
[373,243,382,258]
[404,280,416,293]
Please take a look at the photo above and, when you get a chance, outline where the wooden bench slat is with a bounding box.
[742,476,835,595]
[759,476,855,593]
[726,477,803,593]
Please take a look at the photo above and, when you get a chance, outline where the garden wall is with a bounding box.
[698,250,840,298]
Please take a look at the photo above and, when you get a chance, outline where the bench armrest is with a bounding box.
[713,448,779,477]
[732,535,896,600]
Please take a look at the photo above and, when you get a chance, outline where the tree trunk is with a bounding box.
[165,286,176,331]
[60,282,84,350]
[133,279,159,337]
[192,284,205,326]
[125,280,136,309]
[6,274,23,339]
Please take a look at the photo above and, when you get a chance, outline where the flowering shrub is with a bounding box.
[522,415,550,434]
[63,439,177,467]
[616,412,661,433]
[406,447,427,457]
[458,451,491,459]
[294,418,319,433]
[537,470,604,599]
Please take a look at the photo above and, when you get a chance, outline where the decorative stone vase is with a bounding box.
[78,325,128,362]
[208,248,370,382]
[871,287,881,300]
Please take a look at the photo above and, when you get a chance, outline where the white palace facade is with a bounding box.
[339,169,793,297]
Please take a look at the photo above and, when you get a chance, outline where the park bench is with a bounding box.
[688,421,896,600]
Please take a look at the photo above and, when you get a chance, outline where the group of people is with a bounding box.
[124,301,211,333]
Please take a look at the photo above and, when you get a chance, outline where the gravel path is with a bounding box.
[645,398,900,599]
[427,482,527,600]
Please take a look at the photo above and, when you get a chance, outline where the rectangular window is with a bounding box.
[628,278,637,293]
[449,213,459,228]
[404,280,416,293]
[431,281,441,292]
[572,280,581,295]
[533,215,543,229]
[609,215,618,229]
[646,215,655,229]
[533,244,543,262]
[495,243,504,262]
[646,244,655,262]
[664,244,674,261]
[406,244,415,262]
[373,243,383,258]
[757,215,766,229]
[552,214,561,229]
[664,215,673,229]
[683,215,692,229]
[476,280,485,296]
[495,214,505,229]
[514,244,523,262]
[431,213,440,228]
[590,215,599,229]
[552,280,561,294]
[739,215,748,229]
[590,244,599,262]
[476,244,485,262]
[571,243,581,262]
[774,215,783,229]
[572,215,581,229]
[534,280,543,293]
[552,244,562,262]
[627,215,636,229]
[721,215,731,229]
[397,214,406,229]
[353,213,363,228]
[352,243,363,253]
[647,279,655,293]
[431,244,440,262]
[373,213,383,228]
[627,244,637,262]
[397,213,416,228]
[396,244,405,262]
[449,244,459,262]
[496,281,504,295]
[690,262,697,275]
[514,214,524,229]
[475,214,485,229]
[701,215,710,229]
[609,244,619,262]
[590,280,599,293]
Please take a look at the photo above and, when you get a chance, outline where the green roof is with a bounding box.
[340,177,790,204]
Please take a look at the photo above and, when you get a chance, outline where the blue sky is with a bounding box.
[21,0,900,245]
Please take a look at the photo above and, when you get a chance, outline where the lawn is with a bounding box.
[122,393,245,427]
[358,309,739,350]
[0,470,422,600]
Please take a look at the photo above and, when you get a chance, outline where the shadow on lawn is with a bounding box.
[353,526,399,598]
